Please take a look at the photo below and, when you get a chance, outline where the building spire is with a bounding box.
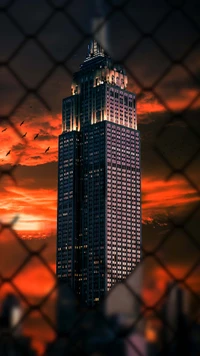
[86,39,105,60]
[87,0,108,60]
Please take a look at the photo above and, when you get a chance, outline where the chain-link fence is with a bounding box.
[0,0,200,355]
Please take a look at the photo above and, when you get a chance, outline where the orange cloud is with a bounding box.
[130,87,200,122]
[137,91,166,117]
[1,88,200,168]
[0,182,57,231]
[1,170,199,233]
[0,108,61,167]
[142,174,200,223]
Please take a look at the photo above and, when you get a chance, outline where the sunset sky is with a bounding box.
[0,0,200,354]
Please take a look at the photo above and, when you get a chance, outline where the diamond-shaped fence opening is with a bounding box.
[138,256,173,309]
[125,38,171,89]
[164,174,200,225]
[141,221,173,253]
[155,228,200,278]
[12,256,56,306]
[0,12,24,63]
[66,0,99,34]
[0,66,26,117]
[155,119,200,171]
[9,40,54,89]
[154,64,199,112]
[0,228,29,280]
[124,0,170,34]
[39,66,72,112]
[104,10,141,61]
[154,10,199,61]
[0,0,200,355]
[37,11,83,62]
[8,0,53,35]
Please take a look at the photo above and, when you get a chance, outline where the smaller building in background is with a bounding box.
[0,293,22,336]
[0,293,37,356]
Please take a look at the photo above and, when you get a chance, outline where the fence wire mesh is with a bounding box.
[0,0,200,355]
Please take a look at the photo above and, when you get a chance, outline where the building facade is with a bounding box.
[56,40,141,306]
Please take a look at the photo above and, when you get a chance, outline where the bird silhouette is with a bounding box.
[2,128,7,132]
[34,133,39,140]
[44,147,50,153]
[20,121,24,126]
[6,150,11,156]
[22,132,27,138]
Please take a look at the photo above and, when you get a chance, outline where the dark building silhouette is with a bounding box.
[0,293,37,356]
[56,279,79,336]
[160,282,196,355]
[0,293,22,335]
[56,40,142,307]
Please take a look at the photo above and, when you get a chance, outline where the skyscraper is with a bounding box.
[56,40,142,307]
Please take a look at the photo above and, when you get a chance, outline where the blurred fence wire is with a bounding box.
[0,0,200,355]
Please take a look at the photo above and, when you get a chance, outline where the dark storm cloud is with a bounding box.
[12,142,25,151]
[40,121,53,130]
[37,134,57,141]
[15,162,58,190]
[30,156,42,160]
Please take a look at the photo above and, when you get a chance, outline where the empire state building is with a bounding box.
[56,40,141,307]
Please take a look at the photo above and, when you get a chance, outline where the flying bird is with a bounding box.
[44,147,50,153]
[20,120,24,126]
[22,132,27,138]
[2,128,7,132]
[6,150,11,156]
[34,133,39,140]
